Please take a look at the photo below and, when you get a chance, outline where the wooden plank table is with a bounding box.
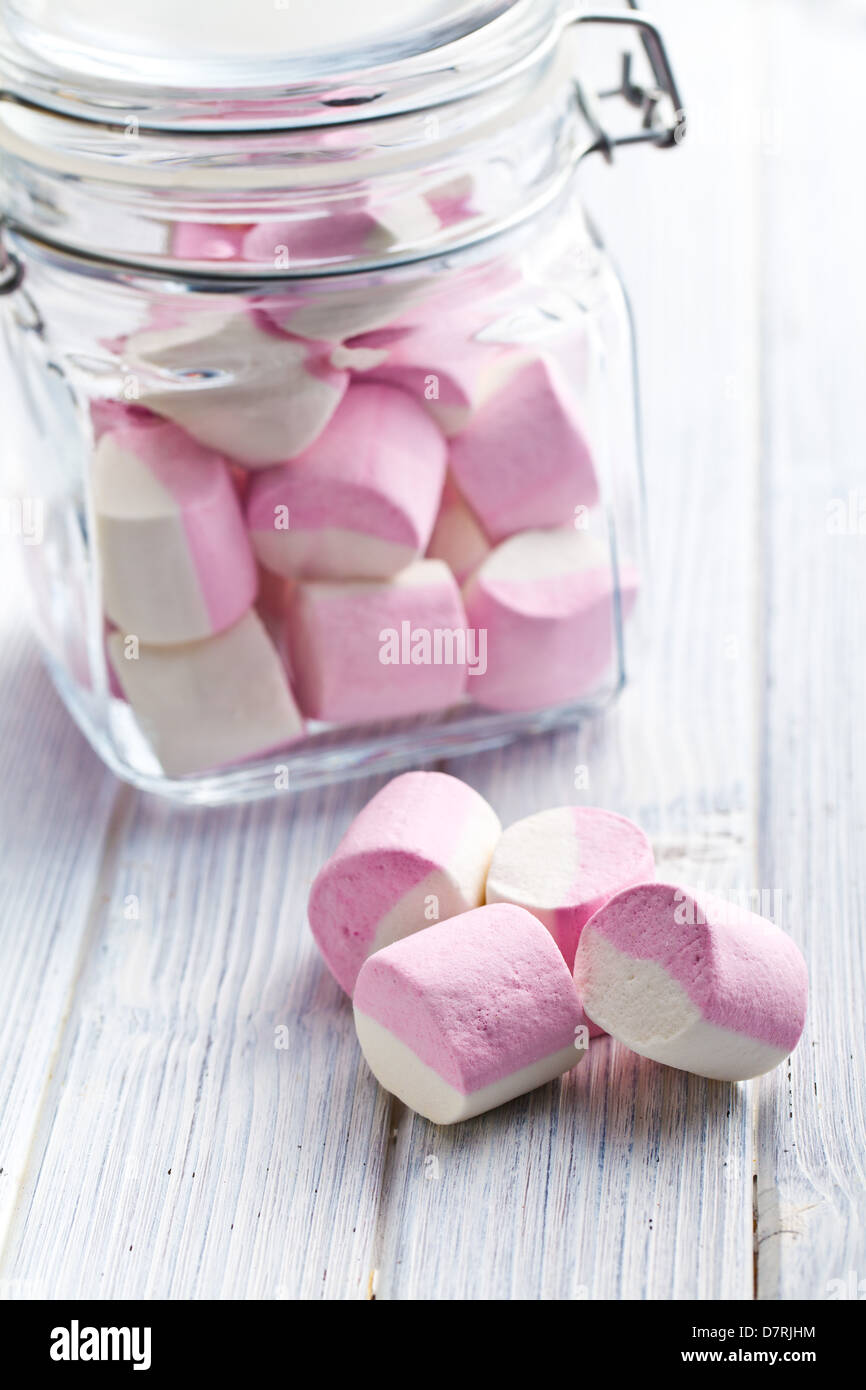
[0,0,863,1300]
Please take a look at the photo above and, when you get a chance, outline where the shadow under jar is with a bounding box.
[0,0,684,804]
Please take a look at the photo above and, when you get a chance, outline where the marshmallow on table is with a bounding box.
[425,473,491,583]
[286,558,468,723]
[125,309,348,466]
[354,903,587,1124]
[574,882,809,1081]
[247,383,447,581]
[462,528,639,712]
[92,415,257,645]
[309,770,501,995]
[108,610,304,777]
[486,807,656,972]
[449,352,599,540]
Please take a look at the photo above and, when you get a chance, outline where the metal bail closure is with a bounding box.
[0,225,24,296]
[567,0,686,163]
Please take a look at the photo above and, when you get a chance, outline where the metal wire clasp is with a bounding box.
[565,1,686,162]
[0,241,24,295]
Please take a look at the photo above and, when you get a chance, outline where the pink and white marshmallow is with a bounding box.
[126,309,348,466]
[246,383,447,581]
[286,558,469,723]
[172,222,253,263]
[574,882,809,1081]
[108,611,303,778]
[242,194,439,270]
[486,807,656,972]
[354,903,587,1124]
[359,320,506,437]
[92,415,256,645]
[309,770,501,996]
[262,278,435,344]
[449,353,599,540]
[462,528,639,712]
[425,473,491,583]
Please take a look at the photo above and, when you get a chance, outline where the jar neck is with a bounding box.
[0,6,595,278]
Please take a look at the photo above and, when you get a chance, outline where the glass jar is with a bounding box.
[0,0,683,804]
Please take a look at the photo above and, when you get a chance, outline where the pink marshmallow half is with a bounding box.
[449,353,599,540]
[309,770,501,996]
[246,383,447,581]
[354,903,588,1124]
[286,558,469,723]
[359,320,507,437]
[126,308,348,466]
[92,415,257,645]
[172,222,254,262]
[242,194,439,269]
[574,882,809,1081]
[486,806,656,1020]
[462,528,639,712]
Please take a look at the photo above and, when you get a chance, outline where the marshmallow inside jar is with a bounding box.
[285,558,470,723]
[108,611,304,779]
[308,770,501,995]
[92,411,257,645]
[463,527,640,712]
[124,306,349,467]
[246,382,447,582]
[573,882,809,1082]
[448,349,600,541]
[353,903,587,1125]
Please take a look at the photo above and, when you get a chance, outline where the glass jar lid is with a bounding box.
[0,0,559,129]
[3,1,519,82]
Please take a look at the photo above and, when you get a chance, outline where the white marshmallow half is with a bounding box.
[576,934,793,1082]
[354,1014,580,1125]
[125,310,348,466]
[108,610,304,777]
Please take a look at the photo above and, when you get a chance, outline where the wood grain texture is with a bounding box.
[0,0,862,1302]
[0,779,396,1299]
[754,0,866,1302]
[0,562,119,1291]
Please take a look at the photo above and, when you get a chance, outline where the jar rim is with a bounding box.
[0,0,561,133]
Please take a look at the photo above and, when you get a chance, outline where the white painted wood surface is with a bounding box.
[0,0,863,1300]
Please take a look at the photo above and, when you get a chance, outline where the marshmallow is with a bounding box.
[449,353,599,540]
[425,474,490,583]
[262,279,434,343]
[125,309,348,466]
[486,807,656,971]
[242,195,439,269]
[574,882,809,1081]
[462,529,638,712]
[108,610,304,777]
[360,322,506,436]
[286,558,469,723]
[92,415,256,645]
[246,384,447,581]
[354,903,587,1124]
[173,222,252,262]
[309,770,501,995]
